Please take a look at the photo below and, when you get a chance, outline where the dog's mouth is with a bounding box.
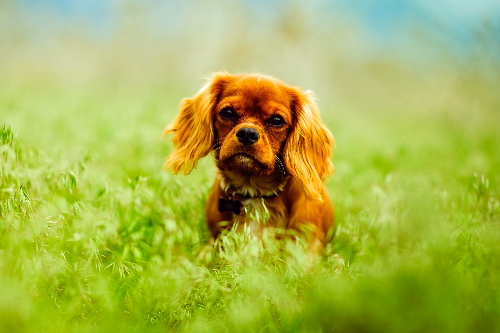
[223,153,270,174]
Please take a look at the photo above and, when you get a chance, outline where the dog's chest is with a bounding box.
[232,198,287,234]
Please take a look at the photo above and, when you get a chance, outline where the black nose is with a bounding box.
[236,127,260,146]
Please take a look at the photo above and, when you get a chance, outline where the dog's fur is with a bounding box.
[163,72,335,254]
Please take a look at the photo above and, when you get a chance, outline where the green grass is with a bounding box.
[1,76,499,333]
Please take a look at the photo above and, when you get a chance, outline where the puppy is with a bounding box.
[164,72,335,255]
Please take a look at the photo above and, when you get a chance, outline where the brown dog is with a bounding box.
[164,72,334,254]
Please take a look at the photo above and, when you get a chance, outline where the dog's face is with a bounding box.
[164,72,334,202]
[213,75,292,177]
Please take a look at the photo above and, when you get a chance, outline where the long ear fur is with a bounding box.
[163,72,232,174]
[284,90,335,203]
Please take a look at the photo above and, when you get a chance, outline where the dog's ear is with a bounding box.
[284,89,335,203]
[163,72,233,174]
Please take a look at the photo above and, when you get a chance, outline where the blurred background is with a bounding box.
[2,0,499,99]
[1,0,499,169]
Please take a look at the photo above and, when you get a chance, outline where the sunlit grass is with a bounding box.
[1,1,500,331]
[1,69,499,332]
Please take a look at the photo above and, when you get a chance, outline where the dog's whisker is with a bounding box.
[274,155,284,173]
[274,155,286,180]
[210,141,221,151]
[210,141,222,157]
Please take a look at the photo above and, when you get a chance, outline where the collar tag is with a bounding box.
[218,197,242,215]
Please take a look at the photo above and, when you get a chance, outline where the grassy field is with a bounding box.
[1,68,499,332]
[1,3,500,332]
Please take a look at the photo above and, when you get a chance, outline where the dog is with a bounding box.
[163,72,335,255]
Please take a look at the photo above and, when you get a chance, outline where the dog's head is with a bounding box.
[164,72,334,202]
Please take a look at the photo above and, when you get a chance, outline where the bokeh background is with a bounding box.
[3,1,500,115]
[2,0,500,174]
[1,1,500,332]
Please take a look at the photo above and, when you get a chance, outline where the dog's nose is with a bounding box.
[236,127,260,146]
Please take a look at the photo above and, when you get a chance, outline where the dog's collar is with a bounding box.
[218,186,280,215]
[225,187,279,200]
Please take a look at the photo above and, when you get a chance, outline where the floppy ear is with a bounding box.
[163,72,232,174]
[284,90,335,203]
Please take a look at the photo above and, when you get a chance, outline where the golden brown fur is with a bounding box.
[164,72,335,254]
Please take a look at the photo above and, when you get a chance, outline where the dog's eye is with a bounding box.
[219,107,236,120]
[269,115,285,127]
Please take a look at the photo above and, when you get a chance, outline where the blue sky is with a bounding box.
[337,0,500,41]
[18,0,500,52]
